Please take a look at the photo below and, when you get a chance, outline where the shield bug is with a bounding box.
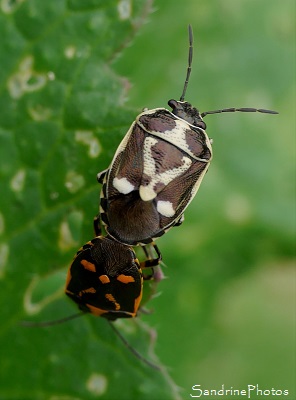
[97,25,278,246]
[64,232,162,369]
[22,218,162,370]
[65,233,161,321]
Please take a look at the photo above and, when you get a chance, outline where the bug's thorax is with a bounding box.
[134,103,212,165]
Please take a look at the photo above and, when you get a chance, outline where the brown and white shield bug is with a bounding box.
[97,25,278,246]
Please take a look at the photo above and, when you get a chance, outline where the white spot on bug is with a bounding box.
[7,55,47,99]
[86,373,108,396]
[117,0,131,20]
[0,213,5,235]
[65,170,85,193]
[58,210,83,251]
[113,177,135,194]
[140,136,192,201]
[10,169,26,192]
[142,136,157,170]
[139,185,156,202]
[23,274,64,315]
[75,130,101,158]
[156,200,175,218]
[64,45,77,59]
[1,0,25,14]
[0,243,9,279]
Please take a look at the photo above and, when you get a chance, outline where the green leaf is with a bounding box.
[0,1,180,399]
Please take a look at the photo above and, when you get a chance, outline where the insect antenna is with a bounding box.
[21,313,161,370]
[201,107,278,118]
[20,311,85,327]
[107,320,161,371]
[180,24,193,102]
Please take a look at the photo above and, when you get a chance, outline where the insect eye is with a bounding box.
[168,99,178,109]
[197,120,207,130]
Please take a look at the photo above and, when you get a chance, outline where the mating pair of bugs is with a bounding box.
[28,26,277,368]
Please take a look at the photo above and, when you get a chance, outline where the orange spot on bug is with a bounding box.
[79,287,96,296]
[86,304,108,317]
[133,275,144,314]
[81,259,96,272]
[99,275,110,284]
[105,293,120,310]
[117,274,135,284]
[133,292,143,315]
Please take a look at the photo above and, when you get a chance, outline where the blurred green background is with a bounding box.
[0,0,294,399]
